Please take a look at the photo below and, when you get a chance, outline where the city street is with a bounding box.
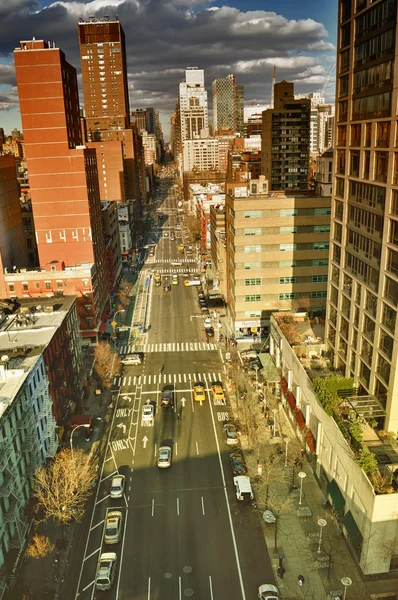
[74,172,274,600]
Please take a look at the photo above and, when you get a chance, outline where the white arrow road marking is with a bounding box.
[117,423,127,434]
[142,436,149,448]
[180,397,186,407]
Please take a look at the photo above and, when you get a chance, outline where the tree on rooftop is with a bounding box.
[356,446,378,477]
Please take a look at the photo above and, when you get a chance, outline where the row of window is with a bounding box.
[242,259,329,269]
[8,279,91,293]
[244,291,328,303]
[237,208,331,219]
[243,275,328,286]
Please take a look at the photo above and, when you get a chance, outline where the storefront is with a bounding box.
[234,320,269,340]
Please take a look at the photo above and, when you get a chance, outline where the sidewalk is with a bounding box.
[224,345,385,600]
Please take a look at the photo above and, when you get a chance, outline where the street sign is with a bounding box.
[95,389,101,396]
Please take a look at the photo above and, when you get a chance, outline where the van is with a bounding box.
[233,476,254,501]
[172,274,178,285]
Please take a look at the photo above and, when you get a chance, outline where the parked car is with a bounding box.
[110,474,125,499]
[230,452,248,476]
[158,446,172,468]
[95,553,117,590]
[240,350,259,360]
[258,584,281,600]
[205,326,214,338]
[193,384,206,402]
[223,422,239,445]
[160,387,174,408]
[104,511,123,545]
[234,475,254,501]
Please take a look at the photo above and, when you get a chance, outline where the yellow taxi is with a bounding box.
[154,273,161,282]
[184,279,191,287]
[193,384,206,402]
[178,244,185,252]
[211,384,225,402]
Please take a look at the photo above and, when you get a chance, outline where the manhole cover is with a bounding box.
[183,566,192,573]
[164,572,172,579]
[184,589,194,597]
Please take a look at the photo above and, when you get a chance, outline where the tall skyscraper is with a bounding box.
[179,68,208,142]
[261,81,311,191]
[78,17,142,206]
[212,75,244,135]
[13,38,107,334]
[327,0,398,431]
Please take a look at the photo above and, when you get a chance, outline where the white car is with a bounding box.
[171,260,182,266]
[164,232,169,237]
[104,511,123,545]
[110,474,125,499]
[142,401,154,422]
[234,475,254,501]
[258,584,280,600]
[158,446,172,468]
[121,353,142,366]
[95,552,117,590]
[204,317,212,326]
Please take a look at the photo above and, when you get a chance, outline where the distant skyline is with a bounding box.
[0,0,337,140]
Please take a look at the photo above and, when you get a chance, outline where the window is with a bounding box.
[8,283,15,292]
[365,122,372,147]
[339,75,349,98]
[376,121,390,147]
[57,281,63,290]
[244,228,262,236]
[335,200,344,221]
[335,177,345,198]
[279,277,296,284]
[245,278,262,286]
[280,244,297,252]
[87,318,94,327]
[374,151,389,183]
[363,150,370,179]
[244,262,261,269]
[245,295,261,302]
[350,150,360,176]
[314,225,330,233]
[85,304,92,313]
[313,242,330,250]
[244,245,261,253]
[313,259,329,266]
[22,283,28,291]
[312,275,328,283]
[280,260,296,268]
[280,209,298,217]
[244,210,262,218]
[279,293,296,300]
[351,123,361,146]
[280,226,297,234]
[311,291,327,298]
[336,149,346,174]
[45,281,51,290]
[339,100,348,122]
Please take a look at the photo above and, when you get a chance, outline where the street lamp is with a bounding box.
[113,308,125,321]
[341,576,352,599]
[70,423,91,458]
[298,471,306,505]
[317,518,327,553]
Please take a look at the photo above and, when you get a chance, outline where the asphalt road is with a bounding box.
[74,169,274,600]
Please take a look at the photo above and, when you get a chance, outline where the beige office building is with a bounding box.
[326,0,398,431]
[225,176,331,338]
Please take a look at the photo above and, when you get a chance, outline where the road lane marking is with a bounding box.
[176,497,180,516]
[179,576,182,600]
[82,580,95,592]
[208,389,246,600]
[201,496,205,515]
[148,577,151,600]
[175,442,178,456]
[90,519,104,531]
[209,575,214,599]
[196,442,199,455]
[152,499,155,517]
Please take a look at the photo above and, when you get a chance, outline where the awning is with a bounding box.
[287,392,297,411]
[82,331,96,338]
[99,322,107,334]
[66,414,93,430]
[343,511,363,552]
[327,479,346,511]
[305,429,316,454]
[280,378,288,393]
[294,409,306,431]
[259,354,279,381]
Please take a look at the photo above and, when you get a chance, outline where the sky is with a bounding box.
[0,0,338,141]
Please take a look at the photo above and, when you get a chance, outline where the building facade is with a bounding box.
[225,176,331,338]
[326,0,398,431]
[0,155,27,273]
[182,138,220,172]
[262,81,311,191]
[179,68,209,143]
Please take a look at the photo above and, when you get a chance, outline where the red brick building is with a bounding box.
[12,39,108,342]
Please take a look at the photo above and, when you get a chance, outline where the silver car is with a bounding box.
[95,552,117,590]
[110,474,125,499]
[104,511,123,545]
[158,446,172,468]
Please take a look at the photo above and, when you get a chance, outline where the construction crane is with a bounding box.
[270,65,276,108]
[319,63,336,98]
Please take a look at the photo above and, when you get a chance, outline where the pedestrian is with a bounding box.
[177,412,181,421]
[297,575,305,586]
[160,364,164,374]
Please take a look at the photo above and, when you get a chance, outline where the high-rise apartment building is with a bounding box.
[326,0,398,431]
[236,83,244,136]
[179,68,208,142]
[212,75,244,135]
[13,39,108,337]
[261,81,311,191]
[78,17,143,206]
[317,104,335,155]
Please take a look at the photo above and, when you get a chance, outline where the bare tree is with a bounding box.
[251,451,287,510]
[267,487,294,552]
[26,534,55,559]
[94,342,122,389]
[33,449,96,527]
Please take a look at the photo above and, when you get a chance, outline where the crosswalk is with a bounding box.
[120,342,217,354]
[154,258,196,264]
[148,267,196,274]
[114,371,223,387]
